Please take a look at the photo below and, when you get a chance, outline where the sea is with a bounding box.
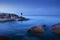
[0,16,60,40]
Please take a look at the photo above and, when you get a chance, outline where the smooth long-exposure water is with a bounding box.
[0,16,60,40]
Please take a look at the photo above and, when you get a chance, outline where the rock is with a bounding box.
[18,16,29,21]
[0,13,29,22]
[0,36,9,40]
[51,23,60,35]
[28,25,46,36]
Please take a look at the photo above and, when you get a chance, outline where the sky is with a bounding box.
[0,0,60,16]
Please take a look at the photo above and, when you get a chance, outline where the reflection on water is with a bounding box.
[0,16,60,40]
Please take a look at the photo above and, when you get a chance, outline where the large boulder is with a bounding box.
[51,23,60,35]
[27,25,46,36]
[0,13,18,22]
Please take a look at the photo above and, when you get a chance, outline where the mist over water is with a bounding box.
[0,16,60,40]
[0,0,60,40]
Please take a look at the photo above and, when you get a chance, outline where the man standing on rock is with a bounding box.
[21,13,23,16]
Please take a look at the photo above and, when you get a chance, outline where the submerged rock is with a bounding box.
[51,23,60,35]
[0,36,9,40]
[28,25,46,36]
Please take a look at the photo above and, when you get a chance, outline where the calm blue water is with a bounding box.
[0,16,60,40]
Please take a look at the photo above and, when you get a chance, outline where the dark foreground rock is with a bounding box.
[0,36,9,40]
[28,25,46,36]
[51,23,60,35]
[0,13,29,22]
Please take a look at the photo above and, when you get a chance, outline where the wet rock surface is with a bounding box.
[27,25,46,36]
[0,13,29,22]
[18,16,29,21]
[51,23,60,35]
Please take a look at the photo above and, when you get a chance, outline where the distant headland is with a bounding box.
[0,13,29,22]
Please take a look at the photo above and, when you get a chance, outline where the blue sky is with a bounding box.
[0,0,60,16]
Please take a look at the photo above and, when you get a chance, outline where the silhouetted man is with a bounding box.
[21,13,23,16]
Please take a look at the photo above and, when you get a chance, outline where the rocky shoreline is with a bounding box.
[27,23,60,36]
[0,13,29,22]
